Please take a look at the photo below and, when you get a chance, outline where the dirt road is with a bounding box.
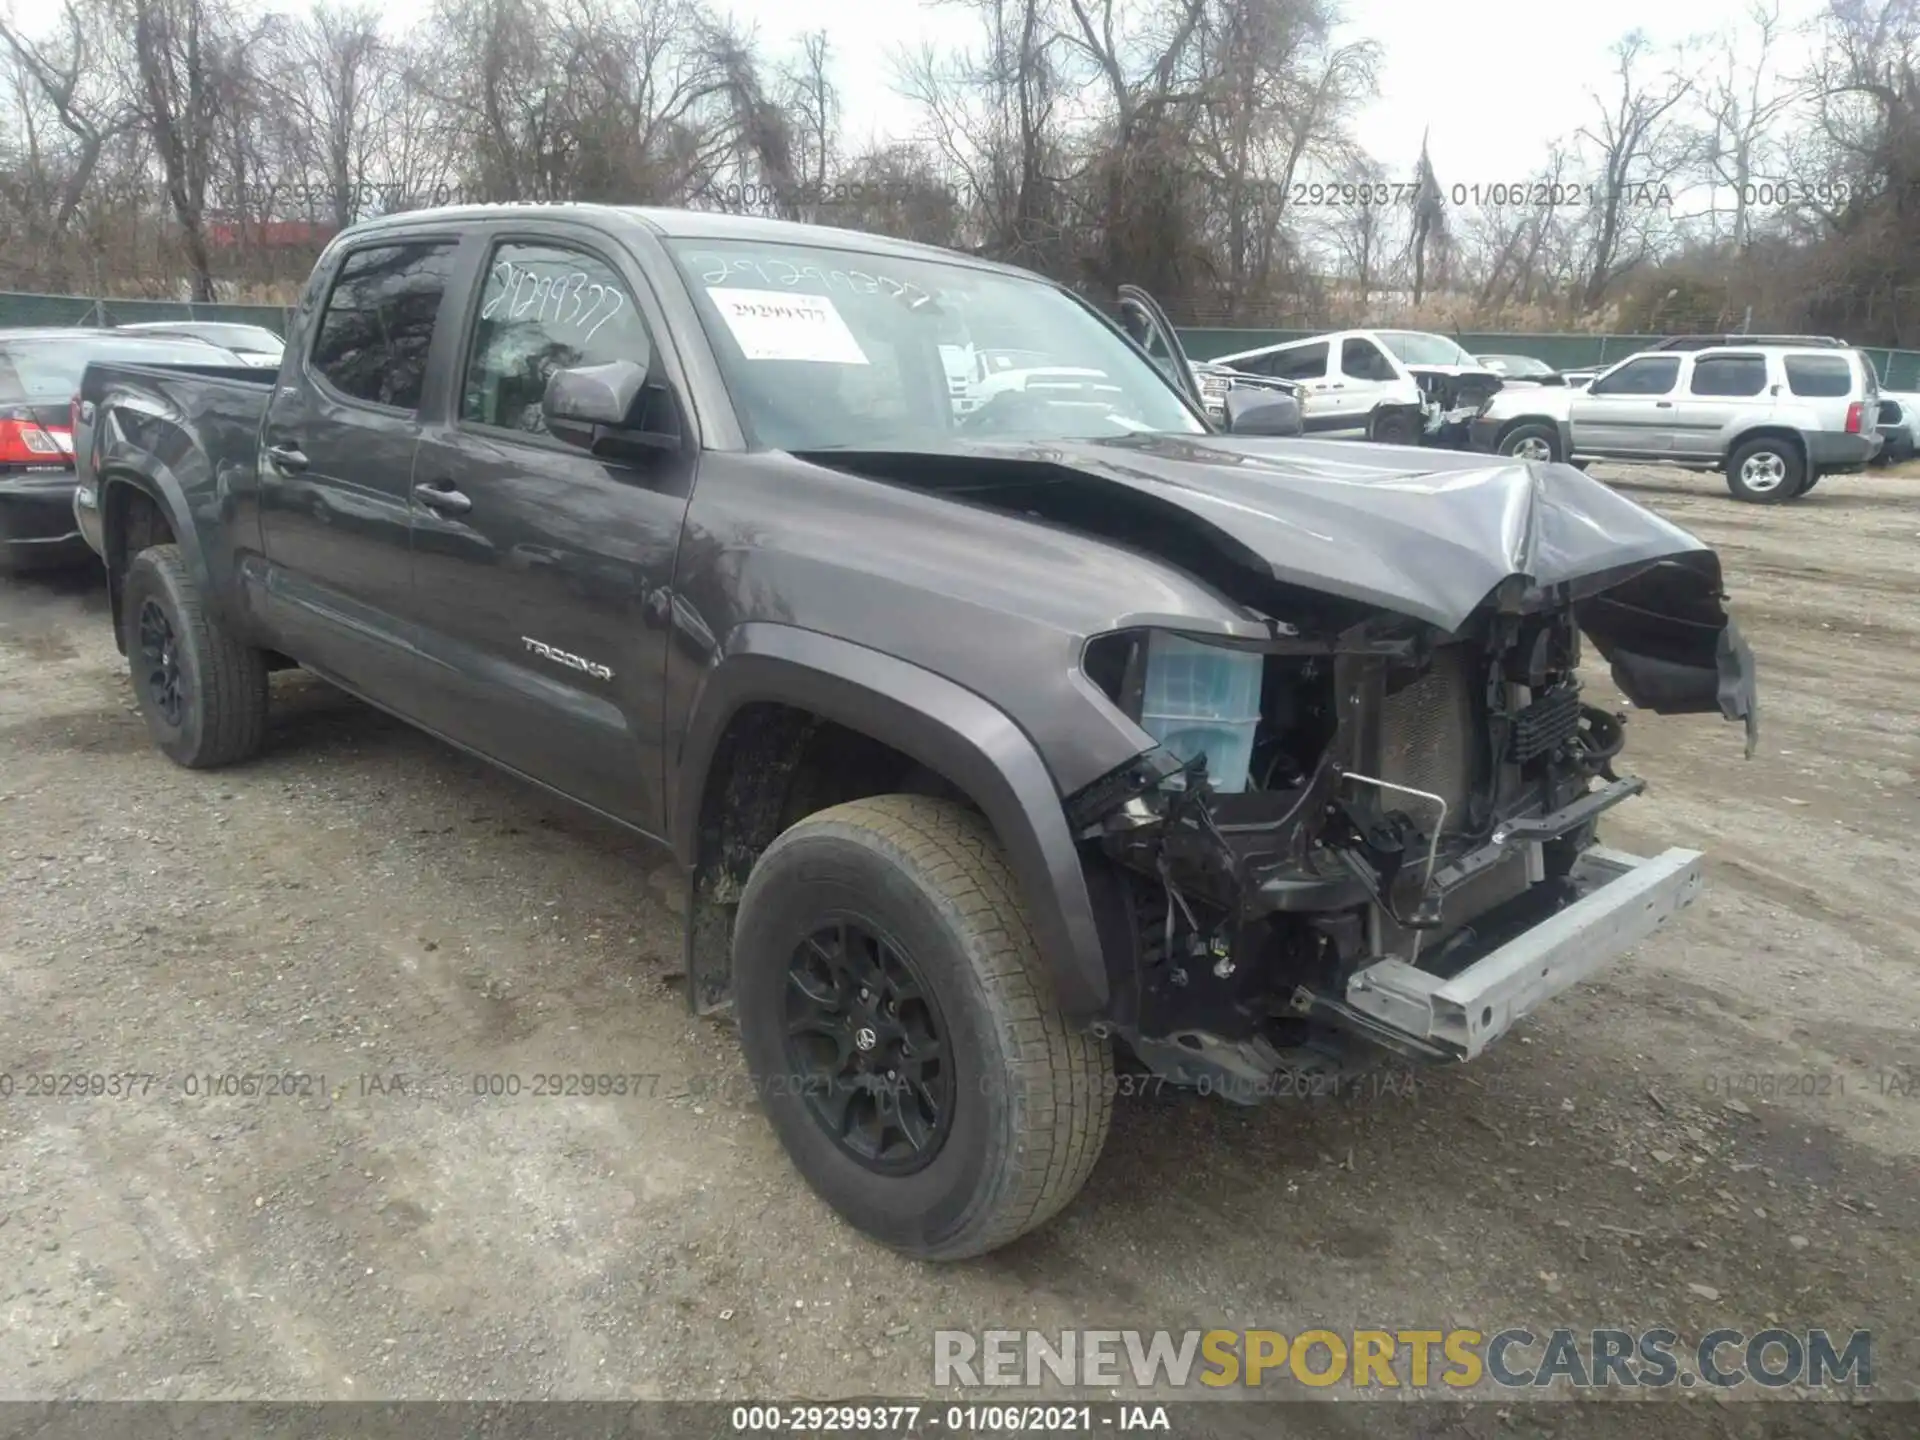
[2,464,1916,1423]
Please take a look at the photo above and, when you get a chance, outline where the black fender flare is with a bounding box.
[96,464,215,649]
[673,622,1112,1020]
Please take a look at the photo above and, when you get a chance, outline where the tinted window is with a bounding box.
[1590,357,1680,396]
[1261,342,1329,381]
[1689,355,1767,397]
[1341,338,1396,382]
[310,242,456,410]
[1783,355,1853,397]
[0,336,243,403]
[462,242,656,435]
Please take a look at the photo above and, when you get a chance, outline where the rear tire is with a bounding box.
[122,544,269,768]
[733,794,1113,1259]
[1725,437,1805,503]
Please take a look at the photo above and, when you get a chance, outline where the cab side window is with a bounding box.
[1590,356,1680,396]
[461,242,659,436]
[309,242,456,411]
[1340,337,1396,382]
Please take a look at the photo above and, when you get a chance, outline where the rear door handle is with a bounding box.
[265,442,307,472]
[413,481,471,514]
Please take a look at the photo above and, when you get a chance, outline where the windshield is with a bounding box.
[0,336,241,403]
[1378,331,1479,367]
[664,239,1206,449]
[1483,354,1550,376]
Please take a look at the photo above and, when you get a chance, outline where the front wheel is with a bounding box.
[732,794,1113,1259]
[1725,438,1805,503]
[122,544,269,767]
[1369,409,1423,446]
[1496,422,1560,464]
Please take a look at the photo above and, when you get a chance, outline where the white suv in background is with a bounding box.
[1208,329,1504,446]
[1470,344,1883,502]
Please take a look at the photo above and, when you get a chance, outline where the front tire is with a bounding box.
[1725,438,1805,503]
[733,794,1113,1259]
[1369,409,1423,446]
[1496,421,1561,464]
[122,544,269,768]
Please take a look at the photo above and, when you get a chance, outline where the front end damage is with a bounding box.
[1410,367,1506,447]
[801,436,1757,1096]
[1067,558,1753,1099]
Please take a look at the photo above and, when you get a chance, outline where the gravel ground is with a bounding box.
[1,462,1917,1427]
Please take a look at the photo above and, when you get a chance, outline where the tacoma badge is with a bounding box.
[521,636,613,681]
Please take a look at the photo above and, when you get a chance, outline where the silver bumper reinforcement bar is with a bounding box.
[1342,846,1705,1060]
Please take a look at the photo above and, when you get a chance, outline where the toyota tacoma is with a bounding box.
[73,205,1758,1259]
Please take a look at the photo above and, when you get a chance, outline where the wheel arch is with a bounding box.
[98,468,206,656]
[1492,414,1564,452]
[1727,426,1809,466]
[672,624,1113,1026]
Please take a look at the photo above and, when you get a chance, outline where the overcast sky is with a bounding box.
[323,0,1830,182]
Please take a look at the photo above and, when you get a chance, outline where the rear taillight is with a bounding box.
[1845,401,1865,434]
[0,418,72,464]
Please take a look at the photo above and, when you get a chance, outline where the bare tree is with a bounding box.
[0,0,139,289]
[1406,129,1448,304]
[1576,31,1694,307]
[1698,0,1809,246]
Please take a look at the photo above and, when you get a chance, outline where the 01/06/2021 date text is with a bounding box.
[1284,181,1675,208]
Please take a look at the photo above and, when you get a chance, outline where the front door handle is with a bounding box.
[265,442,307,472]
[1655,401,1673,408]
[413,481,471,514]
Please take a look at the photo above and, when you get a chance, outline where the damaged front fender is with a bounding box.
[1575,550,1760,757]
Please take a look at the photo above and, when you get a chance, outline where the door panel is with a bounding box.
[1335,336,1399,428]
[260,239,459,694]
[1672,353,1766,458]
[1569,355,1683,452]
[406,236,694,832]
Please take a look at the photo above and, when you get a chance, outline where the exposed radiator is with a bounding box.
[1376,646,1477,832]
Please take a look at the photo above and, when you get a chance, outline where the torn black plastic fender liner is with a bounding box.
[1575,551,1760,757]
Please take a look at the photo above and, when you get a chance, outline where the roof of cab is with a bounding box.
[338,203,1036,278]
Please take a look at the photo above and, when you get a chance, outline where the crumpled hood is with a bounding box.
[802,432,1760,750]
[931,432,1710,632]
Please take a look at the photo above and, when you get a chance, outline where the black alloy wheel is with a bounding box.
[136,597,187,727]
[784,918,953,1174]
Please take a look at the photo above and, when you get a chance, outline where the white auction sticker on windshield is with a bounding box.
[708,287,869,365]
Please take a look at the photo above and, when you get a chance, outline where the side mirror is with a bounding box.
[1224,388,1303,437]
[542,356,677,460]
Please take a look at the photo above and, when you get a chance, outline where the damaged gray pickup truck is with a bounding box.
[74,206,1758,1260]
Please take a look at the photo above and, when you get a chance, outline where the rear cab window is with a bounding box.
[309,241,459,411]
